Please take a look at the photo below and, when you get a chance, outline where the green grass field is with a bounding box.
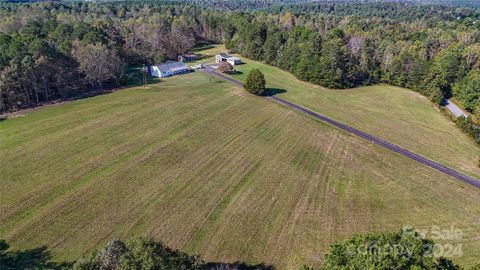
[186,45,227,65]
[227,57,480,180]
[1,71,480,268]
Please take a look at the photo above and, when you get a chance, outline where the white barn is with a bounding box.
[150,62,191,78]
[215,53,242,66]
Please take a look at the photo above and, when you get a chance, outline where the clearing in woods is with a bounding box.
[1,70,479,268]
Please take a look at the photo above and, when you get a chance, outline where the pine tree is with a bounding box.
[244,69,266,95]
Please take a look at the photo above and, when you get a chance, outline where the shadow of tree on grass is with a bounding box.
[0,238,274,270]
[204,261,275,270]
[0,240,71,270]
[262,88,287,96]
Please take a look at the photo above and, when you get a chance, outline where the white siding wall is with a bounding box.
[227,59,241,66]
[150,66,172,78]
[160,71,172,78]
[150,66,160,77]
[150,65,190,78]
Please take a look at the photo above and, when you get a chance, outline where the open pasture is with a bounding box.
[227,57,480,179]
[1,71,479,268]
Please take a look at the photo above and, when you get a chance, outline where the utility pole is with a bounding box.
[143,64,147,88]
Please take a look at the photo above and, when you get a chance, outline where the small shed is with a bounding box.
[178,54,198,62]
[215,53,230,63]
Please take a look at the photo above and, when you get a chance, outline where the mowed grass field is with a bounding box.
[227,57,480,180]
[1,71,480,268]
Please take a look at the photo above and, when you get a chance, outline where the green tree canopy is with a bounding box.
[317,38,348,88]
[311,229,461,270]
[244,68,266,95]
[73,238,203,270]
[453,68,480,111]
[154,52,166,64]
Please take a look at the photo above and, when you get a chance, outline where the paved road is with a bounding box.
[201,67,480,189]
[445,99,469,118]
[203,66,243,86]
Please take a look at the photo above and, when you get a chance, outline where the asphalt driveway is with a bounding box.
[201,67,480,189]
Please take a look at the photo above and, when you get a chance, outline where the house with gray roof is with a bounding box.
[149,62,191,78]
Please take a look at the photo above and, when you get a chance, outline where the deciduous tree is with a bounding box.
[72,42,124,88]
[312,229,461,270]
[453,68,480,111]
[218,61,233,73]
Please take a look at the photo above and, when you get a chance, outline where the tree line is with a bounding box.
[2,228,479,269]
[221,3,480,142]
[0,0,479,123]
[0,1,225,112]
[223,6,479,113]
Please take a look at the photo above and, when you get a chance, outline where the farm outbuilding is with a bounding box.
[215,53,242,66]
[178,54,198,62]
[149,62,191,78]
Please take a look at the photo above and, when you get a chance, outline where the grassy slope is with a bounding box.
[187,45,227,65]
[1,72,479,268]
[228,58,480,179]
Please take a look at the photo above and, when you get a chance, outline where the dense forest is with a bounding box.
[224,3,479,106]
[0,0,479,127]
[0,1,225,112]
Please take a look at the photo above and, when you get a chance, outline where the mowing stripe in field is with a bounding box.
[2,72,479,268]
[201,67,480,189]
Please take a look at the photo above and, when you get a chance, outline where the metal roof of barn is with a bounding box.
[156,62,188,73]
